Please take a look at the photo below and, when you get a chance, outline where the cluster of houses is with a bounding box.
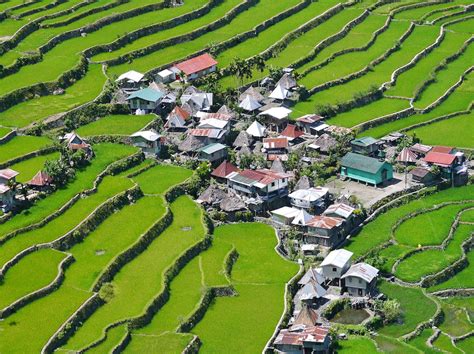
[273,248,379,353]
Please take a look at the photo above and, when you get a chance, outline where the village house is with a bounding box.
[165,106,191,130]
[380,132,405,147]
[423,150,457,180]
[280,124,304,144]
[350,136,380,157]
[197,118,230,132]
[340,152,393,187]
[127,87,164,113]
[227,169,291,208]
[322,203,356,234]
[258,107,292,132]
[289,187,329,211]
[196,143,227,164]
[27,171,53,191]
[61,132,93,157]
[409,143,432,158]
[306,215,345,249]
[296,114,327,135]
[341,262,379,297]
[173,53,217,82]
[130,130,162,156]
[271,206,301,225]
[180,86,213,114]
[319,249,353,286]
[211,161,239,183]
[246,120,267,139]
[309,134,337,155]
[273,326,331,354]
[115,70,145,90]
[155,68,176,84]
[409,166,436,185]
[294,281,327,310]
[396,147,418,165]
[292,208,314,230]
[0,168,18,212]
[263,137,289,158]
[239,94,262,113]
[189,128,226,145]
[0,168,18,185]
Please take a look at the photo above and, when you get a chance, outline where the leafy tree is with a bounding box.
[44,159,75,186]
[375,299,401,324]
[196,161,211,180]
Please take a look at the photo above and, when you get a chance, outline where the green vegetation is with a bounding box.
[131,164,192,194]
[9,152,60,182]
[407,328,440,354]
[337,335,380,353]
[433,333,462,354]
[0,136,52,164]
[439,300,474,337]
[76,114,156,136]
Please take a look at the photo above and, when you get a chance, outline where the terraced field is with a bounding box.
[1,0,473,352]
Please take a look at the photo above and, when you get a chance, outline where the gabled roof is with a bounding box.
[263,137,288,149]
[127,88,163,102]
[198,118,229,130]
[239,86,264,102]
[351,136,378,147]
[198,112,233,121]
[298,267,324,285]
[341,152,389,174]
[280,124,304,140]
[423,151,456,167]
[197,143,227,155]
[320,249,353,268]
[239,95,262,111]
[211,161,239,179]
[297,280,327,300]
[178,135,206,152]
[258,107,292,120]
[341,262,379,283]
[410,143,432,155]
[246,121,266,138]
[168,106,191,121]
[396,147,417,163]
[175,53,217,75]
[0,168,19,180]
[131,130,161,142]
[297,114,325,124]
[28,171,52,187]
[410,166,432,178]
[116,70,144,83]
[271,206,301,219]
[230,169,290,187]
[323,203,355,219]
[307,215,343,230]
[289,187,328,202]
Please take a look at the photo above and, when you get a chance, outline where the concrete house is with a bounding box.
[341,152,393,186]
[289,187,328,211]
[273,326,330,354]
[320,249,353,285]
[306,216,345,248]
[0,168,19,185]
[196,143,227,163]
[323,203,356,234]
[173,53,217,82]
[296,114,327,135]
[127,87,164,113]
[271,206,301,225]
[130,130,162,156]
[341,262,379,297]
[227,169,290,203]
[351,137,380,157]
[423,151,457,179]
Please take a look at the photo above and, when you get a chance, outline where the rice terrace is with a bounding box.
[0,0,473,352]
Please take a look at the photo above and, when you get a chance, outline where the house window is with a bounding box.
[271,182,275,187]
[332,267,337,272]
[358,278,362,284]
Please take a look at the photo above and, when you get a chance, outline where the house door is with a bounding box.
[358,288,363,296]
[382,169,387,181]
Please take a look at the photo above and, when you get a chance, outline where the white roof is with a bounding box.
[320,249,353,268]
[341,262,379,283]
[292,209,314,226]
[158,69,174,77]
[246,121,267,138]
[131,130,161,142]
[258,106,292,120]
[269,84,289,100]
[289,187,328,202]
[198,118,228,130]
[116,70,144,83]
[323,203,355,219]
[239,95,262,111]
[271,206,300,219]
[299,267,324,285]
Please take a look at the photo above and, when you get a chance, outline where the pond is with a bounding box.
[332,308,370,325]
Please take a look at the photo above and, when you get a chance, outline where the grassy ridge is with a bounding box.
[76,114,156,137]
[9,151,60,182]
[0,135,52,164]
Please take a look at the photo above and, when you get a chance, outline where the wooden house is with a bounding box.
[340,152,393,186]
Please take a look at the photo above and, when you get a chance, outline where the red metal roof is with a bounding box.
[431,146,454,154]
[28,171,52,187]
[263,137,289,149]
[171,106,191,120]
[307,215,344,229]
[424,151,456,167]
[274,326,329,346]
[281,124,304,139]
[175,53,217,76]
[0,168,19,180]
[211,161,239,179]
[239,169,289,186]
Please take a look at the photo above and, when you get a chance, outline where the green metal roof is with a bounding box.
[351,136,378,147]
[341,152,389,174]
[127,88,164,102]
[197,143,227,155]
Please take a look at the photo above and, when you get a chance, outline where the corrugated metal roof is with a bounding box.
[175,53,217,75]
[341,152,388,174]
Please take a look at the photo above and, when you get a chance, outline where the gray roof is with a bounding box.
[341,262,379,283]
[320,249,353,268]
[341,152,389,174]
[197,143,227,155]
[233,131,252,148]
[178,135,206,152]
[295,175,312,190]
[271,158,285,173]
[296,280,327,300]
[313,134,337,153]
[220,192,246,212]
[298,268,324,286]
